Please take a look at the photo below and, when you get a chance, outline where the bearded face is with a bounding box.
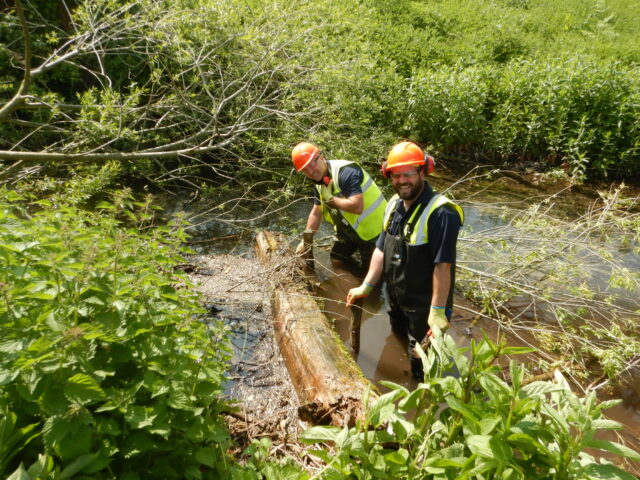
[390,166,424,201]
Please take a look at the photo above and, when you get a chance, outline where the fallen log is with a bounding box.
[255,231,376,427]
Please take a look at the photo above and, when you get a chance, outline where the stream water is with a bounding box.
[178,172,640,474]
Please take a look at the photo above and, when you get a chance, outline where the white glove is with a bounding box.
[427,306,449,330]
[295,240,305,254]
[319,185,333,204]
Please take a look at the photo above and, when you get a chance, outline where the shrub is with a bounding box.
[0,189,234,478]
[302,332,640,479]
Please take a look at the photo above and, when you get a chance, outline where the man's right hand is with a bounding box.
[295,240,307,254]
[346,283,374,307]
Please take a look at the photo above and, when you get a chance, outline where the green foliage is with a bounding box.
[269,0,640,180]
[302,332,640,479]
[4,0,640,184]
[0,406,40,474]
[0,188,239,478]
[232,438,309,480]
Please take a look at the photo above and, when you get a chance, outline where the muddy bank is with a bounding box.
[185,253,307,460]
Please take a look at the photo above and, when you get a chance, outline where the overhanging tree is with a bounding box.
[0,0,306,185]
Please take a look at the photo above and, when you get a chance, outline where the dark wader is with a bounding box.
[328,208,376,270]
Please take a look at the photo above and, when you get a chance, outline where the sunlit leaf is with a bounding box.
[300,426,341,444]
[522,381,562,397]
[64,374,106,406]
[582,463,638,480]
[582,438,640,461]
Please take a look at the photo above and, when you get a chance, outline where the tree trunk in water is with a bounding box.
[255,231,376,427]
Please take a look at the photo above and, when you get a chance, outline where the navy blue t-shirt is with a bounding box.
[312,162,363,205]
[375,184,460,263]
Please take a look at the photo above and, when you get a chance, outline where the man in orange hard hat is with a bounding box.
[291,142,387,269]
[346,141,464,380]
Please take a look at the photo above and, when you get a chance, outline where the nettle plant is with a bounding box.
[0,189,233,478]
[302,331,640,480]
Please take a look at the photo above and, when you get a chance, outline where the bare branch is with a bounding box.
[0,0,31,122]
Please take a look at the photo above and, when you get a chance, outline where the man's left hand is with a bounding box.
[319,184,333,204]
[427,306,449,330]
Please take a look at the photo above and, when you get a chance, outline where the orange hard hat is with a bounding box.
[381,141,434,177]
[291,142,320,171]
[387,141,424,170]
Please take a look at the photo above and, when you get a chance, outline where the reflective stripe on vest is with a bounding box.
[383,193,464,245]
[317,160,387,241]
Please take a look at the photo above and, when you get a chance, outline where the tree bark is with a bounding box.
[255,231,376,427]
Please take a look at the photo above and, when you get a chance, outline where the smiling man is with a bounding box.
[346,141,464,380]
[292,142,387,269]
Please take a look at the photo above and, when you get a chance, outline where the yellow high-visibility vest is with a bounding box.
[382,193,464,245]
[317,160,387,241]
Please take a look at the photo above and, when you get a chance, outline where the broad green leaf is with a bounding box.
[300,426,341,444]
[446,397,482,425]
[595,399,623,411]
[467,434,512,462]
[5,464,29,480]
[582,438,640,461]
[304,448,334,464]
[391,414,414,439]
[377,380,409,395]
[507,432,549,455]
[434,375,463,398]
[591,419,622,430]
[480,415,502,435]
[194,446,216,467]
[59,453,98,479]
[541,402,570,433]
[384,448,409,465]
[459,457,499,478]
[126,406,157,429]
[399,384,428,411]
[369,402,396,427]
[522,381,562,397]
[500,467,522,480]
[64,374,106,406]
[26,454,54,478]
[0,340,24,353]
[509,361,525,391]
[335,426,350,450]
[43,415,71,451]
[369,389,405,414]
[501,346,536,355]
[168,390,192,410]
[479,373,512,401]
[121,431,156,458]
[582,463,638,480]
[0,368,20,386]
[424,456,467,468]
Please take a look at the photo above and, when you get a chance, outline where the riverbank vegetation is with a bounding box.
[302,333,640,479]
[2,0,640,477]
[1,0,639,189]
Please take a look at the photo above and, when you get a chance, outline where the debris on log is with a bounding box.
[255,231,377,427]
